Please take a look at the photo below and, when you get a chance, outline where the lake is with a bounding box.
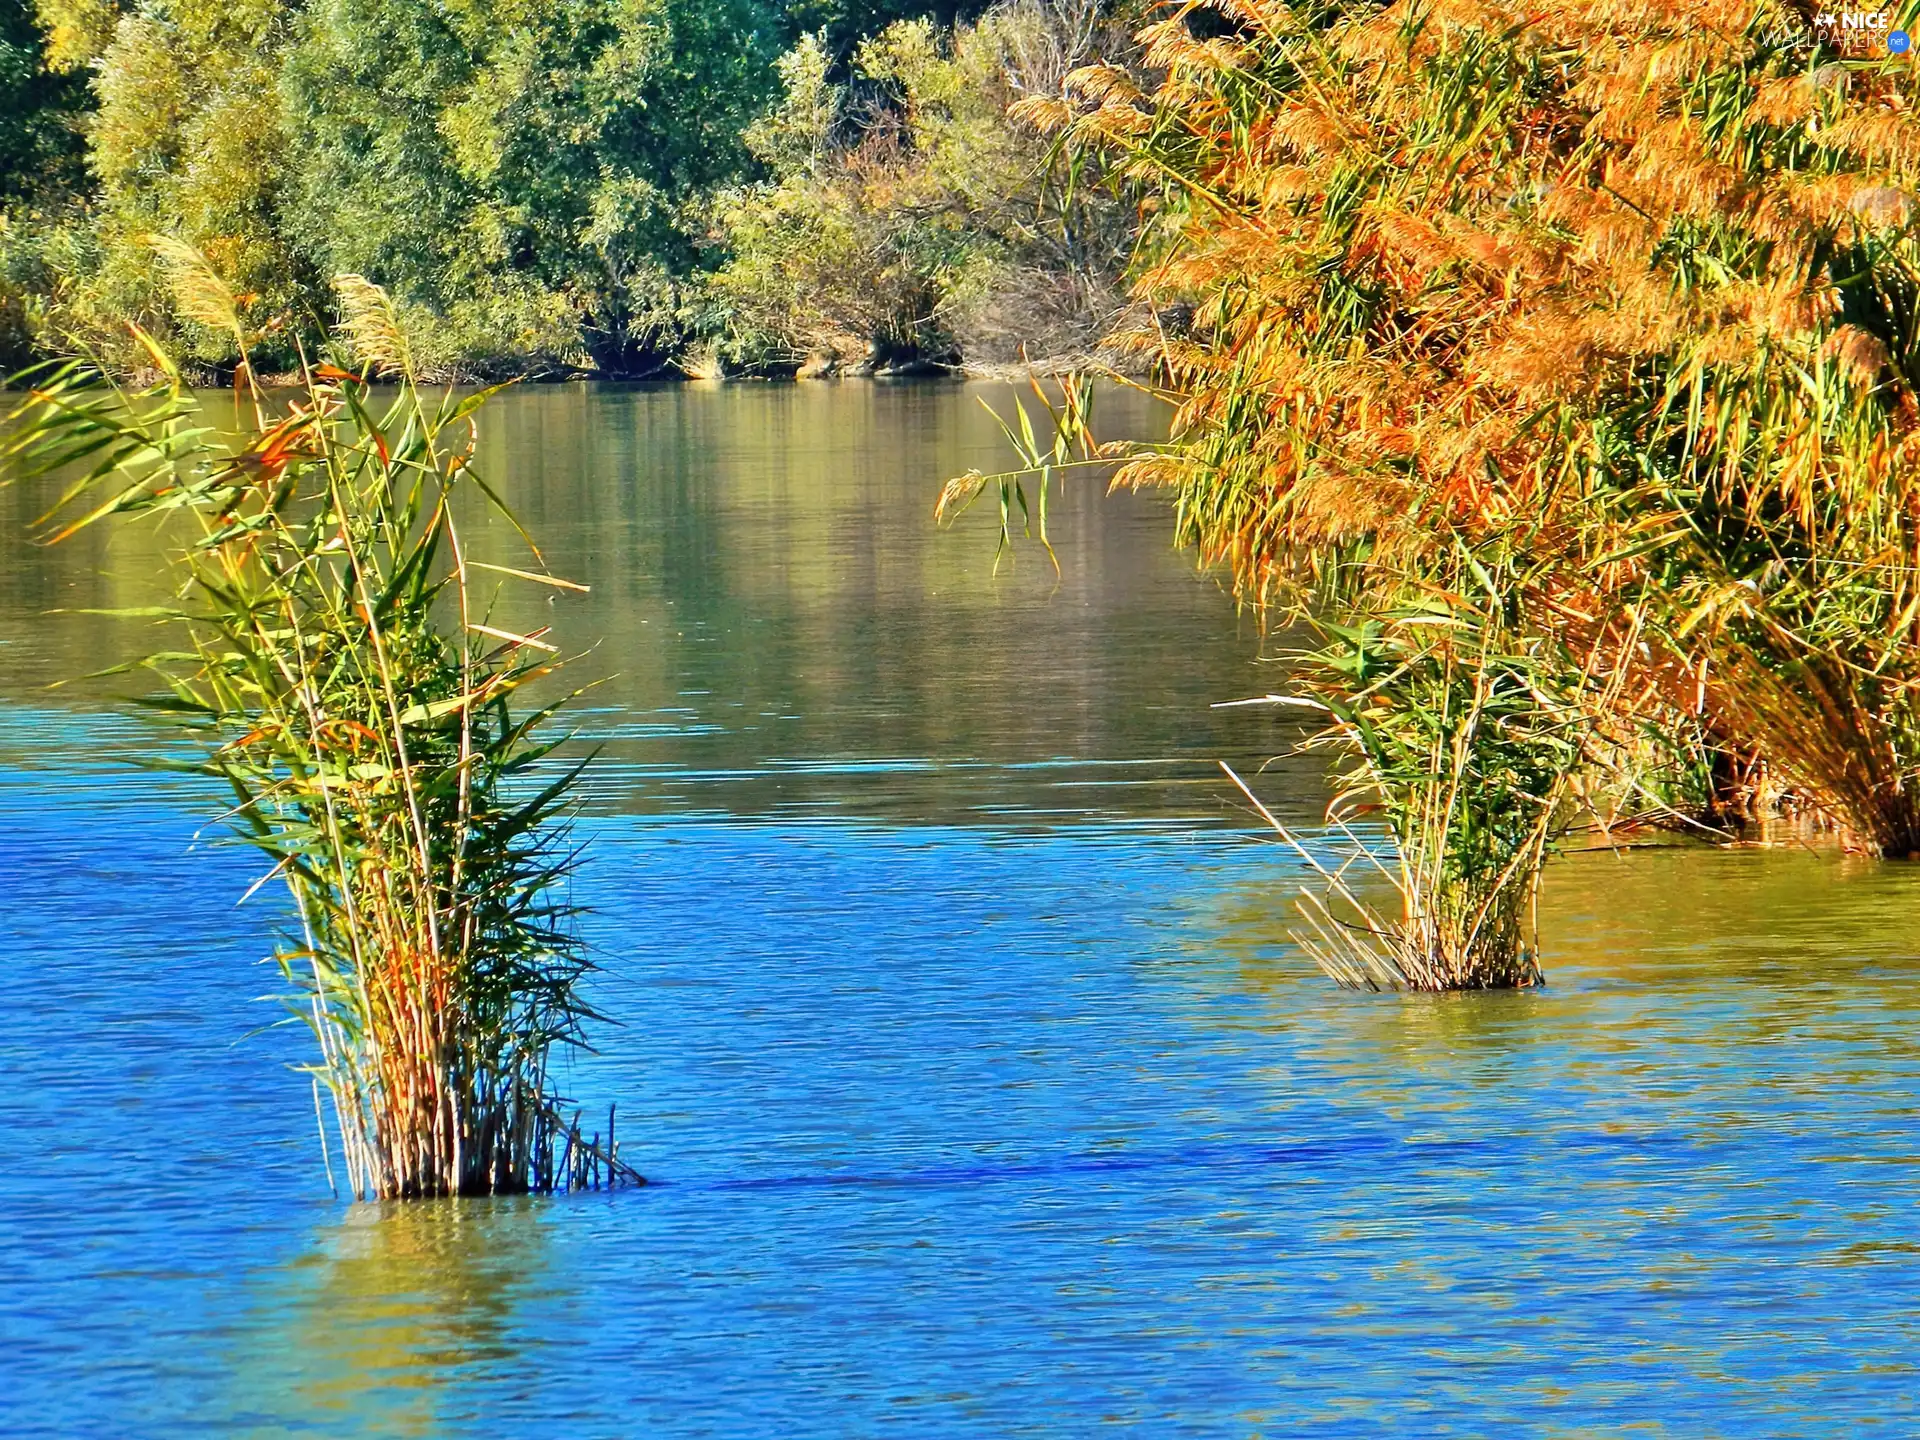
[4,382,1919,1436]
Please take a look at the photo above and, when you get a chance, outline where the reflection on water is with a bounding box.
[5,385,1920,1435]
[0,381,1315,825]
[264,1201,551,1436]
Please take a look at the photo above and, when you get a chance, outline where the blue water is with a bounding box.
[9,750,1920,1435]
[7,387,1920,1434]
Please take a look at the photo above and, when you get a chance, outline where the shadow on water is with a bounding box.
[692,1126,1734,1194]
[699,1134,1416,1191]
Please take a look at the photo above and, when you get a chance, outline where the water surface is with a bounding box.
[4,383,1918,1436]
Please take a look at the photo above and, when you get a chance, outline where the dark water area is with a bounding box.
[5,384,1920,1435]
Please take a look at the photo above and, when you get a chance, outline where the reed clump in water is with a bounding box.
[1240,598,1575,988]
[1220,535,1649,989]
[2,252,639,1196]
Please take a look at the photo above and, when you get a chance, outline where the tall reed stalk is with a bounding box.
[3,255,638,1197]
[1027,0,1920,860]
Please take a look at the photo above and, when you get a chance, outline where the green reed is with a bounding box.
[936,372,1101,572]
[1223,557,1597,991]
[2,255,638,1197]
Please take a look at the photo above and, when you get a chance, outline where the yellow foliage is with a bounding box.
[1060,0,1920,853]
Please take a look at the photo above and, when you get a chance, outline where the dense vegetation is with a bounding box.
[711,1,1136,372]
[0,0,1133,376]
[20,0,1920,999]
[954,0,1920,987]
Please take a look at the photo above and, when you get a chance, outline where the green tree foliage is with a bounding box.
[3,0,1127,372]
[0,0,88,366]
[285,0,789,375]
[712,0,1135,373]
[0,0,85,205]
[78,0,307,365]
[18,0,823,372]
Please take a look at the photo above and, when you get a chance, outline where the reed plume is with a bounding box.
[333,273,415,381]
[957,0,1920,985]
[1051,0,1920,859]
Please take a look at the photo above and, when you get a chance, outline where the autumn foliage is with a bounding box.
[984,0,1920,980]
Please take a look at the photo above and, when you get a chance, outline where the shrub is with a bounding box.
[713,1,1138,372]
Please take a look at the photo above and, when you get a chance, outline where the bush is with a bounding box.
[2,260,638,1196]
[712,1,1137,373]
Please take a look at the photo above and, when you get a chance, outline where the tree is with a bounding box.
[287,0,788,375]
[0,0,88,366]
[713,1,1134,372]
[4,0,1110,372]
[0,0,85,207]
